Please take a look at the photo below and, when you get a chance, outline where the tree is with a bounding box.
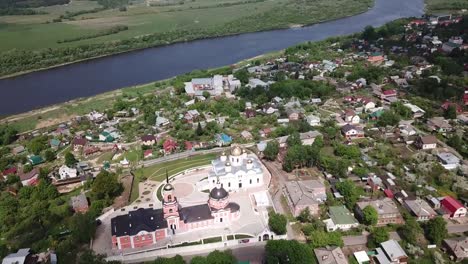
[264,140,279,161]
[268,211,287,235]
[44,149,56,162]
[91,170,123,201]
[368,227,389,248]
[23,163,33,173]
[399,214,423,244]
[362,25,378,41]
[444,105,457,119]
[69,213,96,243]
[65,152,77,167]
[309,230,343,248]
[362,205,378,226]
[265,240,315,264]
[425,216,447,246]
[336,180,361,209]
[202,91,211,99]
[391,102,412,119]
[205,250,236,264]
[196,122,203,136]
[286,132,301,147]
[377,111,400,127]
[297,207,312,223]
[233,68,249,84]
[27,135,48,155]
[153,255,185,264]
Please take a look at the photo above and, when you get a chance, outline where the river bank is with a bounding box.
[0,0,424,115]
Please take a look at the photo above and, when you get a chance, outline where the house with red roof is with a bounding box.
[72,137,88,152]
[464,90,468,106]
[380,89,397,99]
[2,167,17,177]
[163,138,178,154]
[441,101,463,113]
[441,196,467,218]
[19,168,40,186]
[144,149,153,159]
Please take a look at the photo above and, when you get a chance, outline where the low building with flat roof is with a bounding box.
[324,206,359,232]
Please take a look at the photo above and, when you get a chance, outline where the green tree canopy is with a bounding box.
[265,240,315,264]
[425,216,447,246]
[91,170,123,201]
[362,205,378,226]
[65,152,78,167]
[268,211,287,235]
[336,180,361,209]
[264,140,280,161]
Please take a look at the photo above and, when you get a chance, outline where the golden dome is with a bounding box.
[231,146,242,156]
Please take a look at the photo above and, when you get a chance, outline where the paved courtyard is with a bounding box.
[93,156,274,257]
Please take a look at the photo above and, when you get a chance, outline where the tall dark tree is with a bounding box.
[265,240,315,264]
[264,140,280,161]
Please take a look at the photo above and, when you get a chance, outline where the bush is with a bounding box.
[268,211,287,235]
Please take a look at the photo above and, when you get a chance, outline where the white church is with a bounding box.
[198,145,265,192]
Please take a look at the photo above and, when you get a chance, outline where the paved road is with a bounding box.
[447,223,468,234]
[262,160,298,240]
[343,232,401,246]
[183,243,266,264]
[141,143,256,167]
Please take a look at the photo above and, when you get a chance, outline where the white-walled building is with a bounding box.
[200,146,264,191]
[59,165,78,180]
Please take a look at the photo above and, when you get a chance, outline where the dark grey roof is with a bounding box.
[179,204,213,223]
[111,208,167,237]
[225,203,240,212]
[210,187,228,200]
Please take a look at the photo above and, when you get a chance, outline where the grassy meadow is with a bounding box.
[425,0,468,13]
[0,0,373,52]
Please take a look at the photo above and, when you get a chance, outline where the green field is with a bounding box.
[425,0,468,13]
[130,152,218,201]
[0,0,373,52]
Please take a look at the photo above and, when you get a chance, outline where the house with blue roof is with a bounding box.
[215,133,232,147]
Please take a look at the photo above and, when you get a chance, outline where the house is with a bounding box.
[367,175,384,191]
[184,75,224,97]
[49,139,61,150]
[441,42,461,54]
[343,109,360,124]
[12,146,25,155]
[414,135,437,150]
[441,196,467,218]
[404,103,425,118]
[240,130,253,140]
[2,167,17,177]
[155,115,170,128]
[141,135,156,146]
[162,138,178,154]
[19,168,39,186]
[324,206,359,232]
[144,149,153,159]
[375,240,408,264]
[225,75,241,92]
[2,248,34,264]
[341,124,365,140]
[381,89,397,100]
[262,104,278,115]
[353,251,370,264]
[215,133,232,146]
[314,246,349,264]
[99,131,114,142]
[441,101,463,114]
[300,131,322,146]
[28,155,44,166]
[443,237,468,262]
[306,114,321,126]
[71,193,89,213]
[247,78,268,88]
[72,137,87,152]
[427,117,452,133]
[245,108,256,118]
[398,123,417,137]
[259,128,273,138]
[58,165,78,180]
[184,110,200,123]
[368,52,385,65]
[436,152,460,170]
[284,180,326,216]
[404,199,437,221]
[355,198,404,226]
[286,108,302,121]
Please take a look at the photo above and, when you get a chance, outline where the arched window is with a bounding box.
[169,208,173,213]
[228,182,231,187]
[257,178,259,183]
[167,195,172,202]
[249,179,252,184]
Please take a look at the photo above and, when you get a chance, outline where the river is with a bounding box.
[0,0,424,115]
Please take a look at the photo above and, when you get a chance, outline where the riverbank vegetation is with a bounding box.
[0,0,372,77]
[425,0,468,13]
